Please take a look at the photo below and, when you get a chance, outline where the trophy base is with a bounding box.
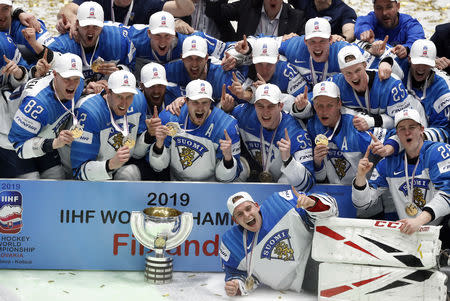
[145,256,173,284]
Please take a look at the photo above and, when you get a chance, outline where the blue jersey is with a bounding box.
[164,59,247,102]
[220,189,338,294]
[331,70,413,129]
[148,105,242,182]
[45,23,136,81]
[307,113,387,184]
[71,90,149,181]
[355,12,425,50]
[74,0,165,26]
[0,32,27,87]
[232,103,314,191]
[8,75,85,159]
[127,28,228,63]
[353,141,450,225]
[279,36,350,88]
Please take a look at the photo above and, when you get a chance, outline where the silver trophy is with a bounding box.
[130,207,193,284]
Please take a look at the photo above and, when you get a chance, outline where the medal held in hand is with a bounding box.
[245,275,255,291]
[123,137,135,149]
[70,125,84,138]
[315,134,329,146]
[91,57,104,73]
[405,202,418,216]
[166,122,181,137]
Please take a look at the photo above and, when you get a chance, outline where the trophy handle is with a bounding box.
[166,212,193,250]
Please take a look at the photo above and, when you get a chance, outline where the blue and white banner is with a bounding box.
[0,180,355,272]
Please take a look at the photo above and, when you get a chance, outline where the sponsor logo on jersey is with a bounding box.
[261,229,294,262]
[173,136,208,169]
[399,178,430,208]
[0,191,23,234]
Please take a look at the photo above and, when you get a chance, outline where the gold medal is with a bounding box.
[315,134,329,146]
[154,236,166,249]
[258,171,273,183]
[245,276,254,291]
[70,126,83,139]
[91,57,104,73]
[123,138,135,149]
[405,203,418,217]
[166,122,181,137]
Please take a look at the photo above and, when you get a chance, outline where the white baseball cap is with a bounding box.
[0,0,12,6]
[77,1,104,28]
[305,17,331,40]
[252,37,278,64]
[149,11,175,35]
[141,62,168,88]
[338,45,366,70]
[53,53,84,79]
[394,108,423,127]
[227,191,257,216]
[313,81,340,100]
[182,36,208,59]
[185,79,213,101]
[108,70,138,95]
[254,84,282,104]
[410,39,436,67]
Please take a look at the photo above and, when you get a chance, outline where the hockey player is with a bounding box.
[330,45,422,131]
[71,70,152,181]
[230,83,314,191]
[22,2,135,83]
[164,36,246,102]
[148,79,241,182]
[307,81,386,184]
[8,53,85,179]
[352,108,450,246]
[220,189,338,296]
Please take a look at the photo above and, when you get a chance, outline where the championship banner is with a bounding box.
[0,180,355,272]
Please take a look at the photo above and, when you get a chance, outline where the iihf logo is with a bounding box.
[200,82,206,93]
[263,85,270,95]
[314,21,319,31]
[422,46,428,57]
[0,191,23,234]
[89,7,95,17]
[262,44,268,55]
[191,40,197,49]
[161,16,166,26]
[71,58,77,69]
[153,67,159,78]
[123,75,129,86]
[320,82,326,92]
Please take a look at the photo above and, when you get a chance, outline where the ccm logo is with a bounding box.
[374,220,402,229]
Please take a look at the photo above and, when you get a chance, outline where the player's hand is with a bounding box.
[220,83,235,113]
[145,105,161,137]
[227,72,246,100]
[369,35,388,57]
[313,143,328,168]
[108,146,131,170]
[96,62,118,75]
[330,34,345,44]
[276,128,291,162]
[360,29,375,43]
[282,32,298,42]
[391,44,407,59]
[356,144,373,181]
[34,48,51,78]
[292,186,316,209]
[235,35,249,55]
[155,124,169,148]
[84,79,107,94]
[21,27,37,45]
[2,55,24,80]
[52,130,75,149]
[294,86,309,111]
[174,19,194,35]
[435,57,450,70]
[56,13,70,35]
[353,115,370,131]
[219,129,233,162]
[19,12,41,32]
[378,61,392,81]
[252,72,266,88]
[166,97,185,116]
[221,52,236,71]
[398,212,431,235]
[225,279,241,296]
[368,131,393,157]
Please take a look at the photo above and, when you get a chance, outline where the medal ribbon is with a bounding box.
[111,0,134,26]
[80,37,101,68]
[259,125,278,173]
[351,76,371,113]
[309,56,328,85]
[52,81,77,126]
[404,153,420,207]
[243,229,259,285]
[406,71,428,102]
[106,99,129,138]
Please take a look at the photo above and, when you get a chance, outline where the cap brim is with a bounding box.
[253,56,277,64]
[150,28,175,36]
[58,70,84,79]
[142,78,168,88]
[182,50,207,59]
[111,87,138,95]
[305,32,330,40]
[410,57,435,67]
[78,19,104,28]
